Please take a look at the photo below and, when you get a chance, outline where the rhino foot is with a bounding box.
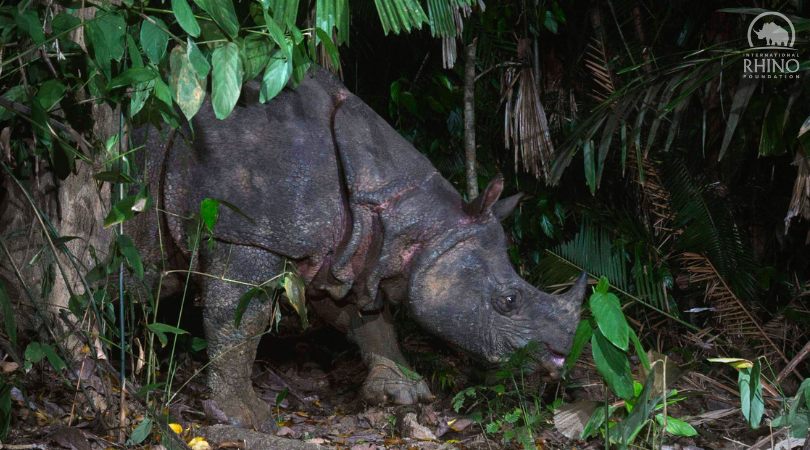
[210,391,279,433]
[361,355,432,405]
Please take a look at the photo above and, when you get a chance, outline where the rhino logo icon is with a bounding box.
[747,11,795,48]
[755,22,789,46]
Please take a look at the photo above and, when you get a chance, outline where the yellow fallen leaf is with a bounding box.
[169,423,183,435]
[445,440,459,444]
[187,437,211,450]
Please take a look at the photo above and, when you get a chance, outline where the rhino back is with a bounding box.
[164,71,347,261]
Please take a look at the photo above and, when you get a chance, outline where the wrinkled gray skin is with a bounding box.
[129,69,586,432]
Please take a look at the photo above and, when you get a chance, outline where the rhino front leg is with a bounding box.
[200,244,280,432]
[310,300,432,404]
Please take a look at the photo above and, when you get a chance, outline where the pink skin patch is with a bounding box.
[546,344,566,368]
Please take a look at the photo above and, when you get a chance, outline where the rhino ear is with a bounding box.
[463,174,504,216]
[492,193,525,221]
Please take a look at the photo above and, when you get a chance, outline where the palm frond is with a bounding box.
[627,147,676,239]
[663,158,758,304]
[680,252,788,365]
[503,40,554,180]
[372,0,428,35]
[536,220,627,291]
[584,37,615,104]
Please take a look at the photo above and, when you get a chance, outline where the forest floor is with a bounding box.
[2,314,799,450]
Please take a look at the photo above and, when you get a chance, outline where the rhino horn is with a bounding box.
[557,271,589,308]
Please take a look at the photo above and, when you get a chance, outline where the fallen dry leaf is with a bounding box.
[214,441,245,450]
[0,360,18,373]
[48,427,92,450]
[276,427,296,437]
[169,423,183,435]
[187,437,211,450]
[449,418,474,432]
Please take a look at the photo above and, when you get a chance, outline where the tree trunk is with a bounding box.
[463,40,478,199]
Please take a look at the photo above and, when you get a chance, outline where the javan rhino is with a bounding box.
[129,68,586,431]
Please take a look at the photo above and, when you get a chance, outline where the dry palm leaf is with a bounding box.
[681,252,789,367]
[627,147,677,239]
[553,401,599,439]
[584,37,615,104]
[502,40,555,180]
[785,151,810,235]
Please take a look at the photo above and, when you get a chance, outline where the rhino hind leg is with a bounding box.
[309,300,432,405]
[199,244,280,432]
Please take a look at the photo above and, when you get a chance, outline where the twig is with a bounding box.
[0,444,46,449]
[777,339,810,383]
[0,97,92,152]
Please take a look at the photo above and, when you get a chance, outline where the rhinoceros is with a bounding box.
[755,22,789,46]
[126,68,586,430]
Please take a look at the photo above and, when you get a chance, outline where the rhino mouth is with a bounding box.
[544,344,567,369]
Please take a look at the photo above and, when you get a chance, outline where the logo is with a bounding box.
[744,12,800,79]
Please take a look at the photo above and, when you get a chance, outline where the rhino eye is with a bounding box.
[493,292,520,315]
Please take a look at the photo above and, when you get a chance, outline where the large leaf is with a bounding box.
[170,46,206,120]
[15,10,46,45]
[117,235,143,280]
[260,51,292,103]
[591,328,634,400]
[197,0,239,38]
[739,360,764,429]
[172,0,201,37]
[655,414,698,436]
[187,38,211,78]
[590,288,629,351]
[564,319,593,373]
[211,43,243,119]
[371,0,428,35]
[284,273,308,329]
[242,34,274,80]
[140,16,170,66]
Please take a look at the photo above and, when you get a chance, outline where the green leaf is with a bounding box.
[655,414,698,436]
[264,13,289,58]
[171,45,206,120]
[0,284,16,346]
[201,0,240,38]
[24,342,44,371]
[564,319,592,373]
[127,419,152,445]
[629,329,650,372]
[260,51,291,103]
[41,344,66,374]
[395,362,423,380]
[51,14,81,38]
[91,12,127,62]
[103,187,153,228]
[581,405,617,438]
[211,43,243,119]
[200,198,219,232]
[234,287,268,328]
[117,235,143,280]
[276,386,289,406]
[153,76,173,107]
[590,289,629,351]
[283,273,307,329]
[172,0,201,37]
[738,361,764,429]
[315,28,340,68]
[187,38,211,78]
[148,323,188,335]
[15,10,46,45]
[37,79,66,111]
[140,16,170,66]
[191,337,207,351]
[242,34,274,80]
[591,328,634,400]
[109,67,158,88]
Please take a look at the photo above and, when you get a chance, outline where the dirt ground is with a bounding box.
[1,311,797,450]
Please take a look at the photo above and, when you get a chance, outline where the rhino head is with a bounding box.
[406,175,587,378]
